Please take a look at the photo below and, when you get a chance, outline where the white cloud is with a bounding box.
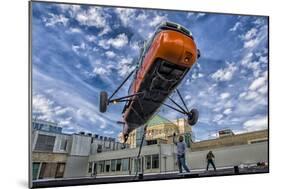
[136,12,148,21]
[211,63,237,81]
[240,50,268,78]
[244,91,259,100]
[239,92,247,99]
[43,13,68,27]
[98,33,128,49]
[109,33,129,48]
[240,71,267,102]
[55,107,74,116]
[33,94,55,121]
[197,13,206,18]
[220,92,231,100]
[72,42,86,55]
[115,8,136,26]
[105,51,116,59]
[186,13,194,18]
[184,95,191,100]
[240,25,268,49]
[258,85,268,95]
[75,7,111,36]
[58,4,81,17]
[223,108,232,115]
[103,130,114,135]
[249,74,267,91]
[244,38,260,48]
[229,22,241,32]
[117,56,134,77]
[243,116,268,131]
[213,114,223,122]
[149,15,167,27]
[59,117,73,126]
[187,12,206,19]
[68,27,82,33]
[241,28,258,41]
[93,67,109,76]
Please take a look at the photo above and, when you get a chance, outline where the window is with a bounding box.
[105,141,110,148]
[35,134,56,152]
[134,158,141,172]
[60,139,67,151]
[111,160,116,172]
[105,160,110,172]
[250,139,268,144]
[88,162,93,173]
[152,154,159,169]
[39,163,57,179]
[32,162,40,180]
[145,155,151,169]
[97,144,102,153]
[97,161,104,173]
[122,159,129,171]
[147,140,157,145]
[55,163,65,178]
[116,159,122,171]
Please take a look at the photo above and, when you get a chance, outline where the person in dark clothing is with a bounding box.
[173,133,190,173]
[206,150,216,171]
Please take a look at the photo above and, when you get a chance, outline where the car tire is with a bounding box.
[100,91,108,113]
[188,108,199,125]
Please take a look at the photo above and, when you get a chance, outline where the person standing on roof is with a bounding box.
[206,150,216,171]
[173,133,190,173]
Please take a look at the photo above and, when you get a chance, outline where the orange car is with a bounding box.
[100,21,200,141]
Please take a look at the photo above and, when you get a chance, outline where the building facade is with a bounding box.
[31,119,127,180]
[122,115,193,148]
[31,118,268,181]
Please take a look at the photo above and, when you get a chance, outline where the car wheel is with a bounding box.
[100,91,108,113]
[188,108,199,125]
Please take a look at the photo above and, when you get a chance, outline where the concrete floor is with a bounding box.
[32,166,269,188]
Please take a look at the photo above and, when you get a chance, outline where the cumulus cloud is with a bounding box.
[213,114,223,122]
[98,33,128,49]
[149,15,167,27]
[243,116,268,131]
[211,63,237,81]
[42,13,68,27]
[68,27,82,33]
[187,12,206,20]
[223,108,232,115]
[72,42,86,55]
[220,92,231,100]
[105,51,116,59]
[229,22,241,32]
[239,23,268,49]
[115,8,136,27]
[239,71,267,103]
[249,74,267,91]
[117,56,134,77]
[92,67,109,76]
[33,94,55,121]
[75,7,111,36]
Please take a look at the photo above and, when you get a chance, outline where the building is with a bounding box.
[190,129,268,151]
[32,118,62,133]
[31,118,268,181]
[122,115,193,148]
[31,119,127,180]
[88,140,268,177]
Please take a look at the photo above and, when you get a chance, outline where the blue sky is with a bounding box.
[32,2,268,141]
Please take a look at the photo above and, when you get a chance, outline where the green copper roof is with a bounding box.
[147,114,175,127]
